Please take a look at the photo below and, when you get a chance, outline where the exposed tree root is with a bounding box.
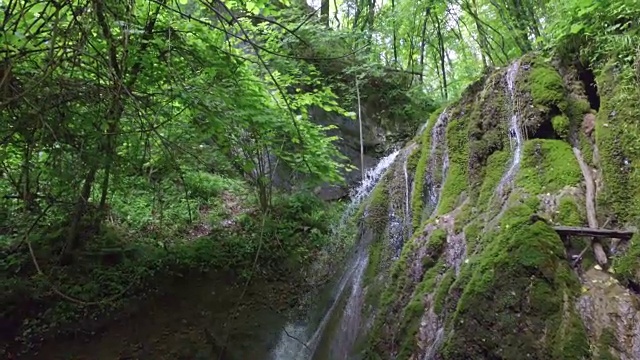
[571,146,608,267]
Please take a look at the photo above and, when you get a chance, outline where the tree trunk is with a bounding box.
[321,0,330,26]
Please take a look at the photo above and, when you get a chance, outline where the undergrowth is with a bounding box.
[0,171,343,355]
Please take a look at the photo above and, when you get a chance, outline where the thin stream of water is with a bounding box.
[425,111,450,215]
[270,150,401,360]
[496,60,524,196]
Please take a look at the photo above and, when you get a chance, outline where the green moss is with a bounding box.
[397,260,444,359]
[556,196,584,226]
[523,195,541,212]
[596,328,619,360]
[364,238,383,285]
[464,221,482,254]
[438,118,469,214]
[516,139,582,194]
[476,150,510,211]
[357,176,391,312]
[551,303,590,359]
[552,114,570,138]
[454,202,472,233]
[613,233,640,284]
[411,110,443,229]
[363,233,388,314]
[565,96,595,167]
[434,269,455,314]
[423,229,446,268]
[365,226,447,359]
[406,143,421,174]
[595,64,640,223]
[527,64,568,112]
[568,97,592,115]
[441,204,583,359]
[366,177,390,233]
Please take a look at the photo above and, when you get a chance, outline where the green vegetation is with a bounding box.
[613,234,640,284]
[411,110,443,229]
[0,0,356,354]
[517,139,583,195]
[441,205,588,359]
[433,269,455,314]
[552,114,571,138]
[366,177,391,233]
[476,150,511,210]
[556,197,584,226]
[526,63,568,112]
[3,0,640,358]
[595,64,640,223]
[437,118,469,214]
[596,328,619,360]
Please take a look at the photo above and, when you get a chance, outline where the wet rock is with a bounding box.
[576,269,640,360]
[314,185,348,201]
[416,292,445,359]
[582,113,596,138]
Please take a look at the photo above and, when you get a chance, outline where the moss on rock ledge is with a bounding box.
[613,233,640,285]
[437,117,469,215]
[526,62,568,113]
[594,63,640,224]
[411,109,446,229]
[517,139,582,195]
[441,205,588,359]
[358,53,640,360]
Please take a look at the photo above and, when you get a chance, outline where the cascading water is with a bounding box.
[424,111,450,216]
[336,150,401,232]
[495,60,524,196]
[388,144,418,258]
[270,150,400,360]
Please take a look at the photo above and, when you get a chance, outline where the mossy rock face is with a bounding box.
[440,205,588,359]
[552,114,570,139]
[555,196,585,226]
[594,63,640,224]
[514,58,569,140]
[467,72,509,190]
[359,55,640,360]
[613,233,640,285]
[411,110,443,229]
[365,176,390,233]
[437,117,469,215]
[516,139,582,195]
[526,62,568,112]
[363,225,448,359]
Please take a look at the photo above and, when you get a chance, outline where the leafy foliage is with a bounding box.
[0,0,353,353]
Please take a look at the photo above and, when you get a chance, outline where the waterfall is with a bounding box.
[387,144,419,258]
[417,121,429,136]
[270,150,400,360]
[495,60,524,196]
[404,152,411,225]
[424,111,450,216]
[336,150,401,233]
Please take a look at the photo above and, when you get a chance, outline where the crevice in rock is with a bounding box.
[625,279,640,296]
[576,64,601,111]
[529,116,558,139]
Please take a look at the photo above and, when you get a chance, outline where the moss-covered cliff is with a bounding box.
[341,53,640,360]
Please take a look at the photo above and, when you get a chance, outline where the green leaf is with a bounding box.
[246,1,260,15]
[569,23,584,34]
